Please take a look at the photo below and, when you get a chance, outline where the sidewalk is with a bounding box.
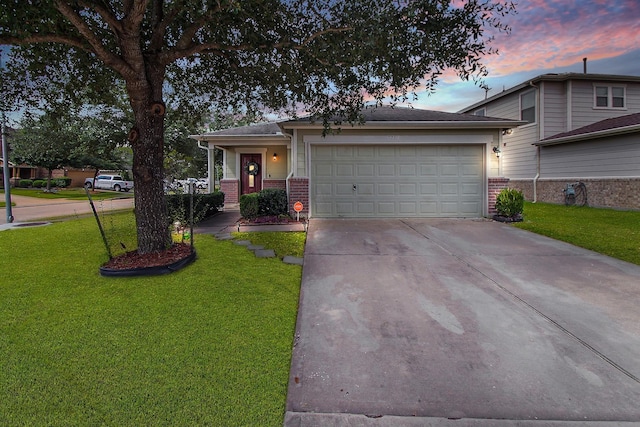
[0,194,135,228]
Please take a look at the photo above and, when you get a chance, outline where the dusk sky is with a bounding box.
[412,0,640,112]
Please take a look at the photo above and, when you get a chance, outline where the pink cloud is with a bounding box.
[482,0,640,76]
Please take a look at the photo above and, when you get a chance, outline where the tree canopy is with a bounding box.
[0,0,515,254]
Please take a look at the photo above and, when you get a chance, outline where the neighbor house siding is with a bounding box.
[571,81,640,130]
[540,133,640,178]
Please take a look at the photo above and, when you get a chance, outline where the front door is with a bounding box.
[240,154,262,195]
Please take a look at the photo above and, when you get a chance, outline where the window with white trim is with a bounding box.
[520,90,536,123]
[474,108,486,116]
[594,85,626,109]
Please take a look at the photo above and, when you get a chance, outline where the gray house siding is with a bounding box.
[542,81,567,138]
[502,124,538,179]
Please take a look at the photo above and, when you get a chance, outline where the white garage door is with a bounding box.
[311,144,484,218]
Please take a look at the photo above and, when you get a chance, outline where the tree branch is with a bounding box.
[149,0,181,52]
[165,26,353,62]
[0,34,88,51]
[53,0,134,78]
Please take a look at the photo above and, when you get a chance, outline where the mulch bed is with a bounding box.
[237,215,306,225]
[102,243,193,270]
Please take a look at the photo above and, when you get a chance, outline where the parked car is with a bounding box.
[175,178,208,190]
[85,175,134,192]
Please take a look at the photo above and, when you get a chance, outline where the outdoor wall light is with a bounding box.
[493,146,501,158]
[273,153,278,161]
[502,128,513,136]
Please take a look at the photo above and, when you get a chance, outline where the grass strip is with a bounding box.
[514,202,640,265]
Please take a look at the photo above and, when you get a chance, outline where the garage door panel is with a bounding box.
[462,182,481,195]
[378,164,395,176]
[379,183,396,195]
[358,183,375,195]
[420,164,438,176]
[399,183,418,195]
[420,183,437,195]
[441,183,459,195]
[336,183,354,195]
[316,183,333,195]
[399,202,418,214]
[357,164,375,176]
[311,144,483,218]
[378,202,396,214]
[440,164,460,176]
[399,164,417,176]
[336,164,355,177]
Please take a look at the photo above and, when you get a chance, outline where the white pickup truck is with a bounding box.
[85,174,134,192]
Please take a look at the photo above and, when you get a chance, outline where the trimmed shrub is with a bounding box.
[240,192,260,219]
[495,188,524,218]
[33,179,46,188]
[258,188,288,216]
[166,191,225,225]
[55,177,71,188]
[19,179,33,188]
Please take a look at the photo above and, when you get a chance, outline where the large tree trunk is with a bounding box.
[127,66,171,254]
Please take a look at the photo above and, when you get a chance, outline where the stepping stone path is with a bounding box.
[231,239,303,265]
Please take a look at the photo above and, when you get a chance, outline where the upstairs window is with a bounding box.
[474,108,486,116]
[520,91,536,123]
[594,85,626,109]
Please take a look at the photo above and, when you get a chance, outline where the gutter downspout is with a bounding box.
[196,139,214,192]
[530,80,540,203]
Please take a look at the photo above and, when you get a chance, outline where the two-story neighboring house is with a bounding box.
[459,73,640,209]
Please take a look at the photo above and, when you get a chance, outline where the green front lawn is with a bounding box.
[515,202,640,265]
[0,213,302,426]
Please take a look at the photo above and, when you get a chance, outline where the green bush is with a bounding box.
[495,188,524,218]
[258,188,288,216]
[240,192,260,219]
[54,177,71,188]
[19,179,33,188]
[166,192,225,225]
[33,179,45,188]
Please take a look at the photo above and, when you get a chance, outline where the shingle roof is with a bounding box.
[287,105,513,123]
[540,112,640,144]
[200,122,283,137]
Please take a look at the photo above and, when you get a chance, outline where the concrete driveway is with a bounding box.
[285,219,640,426]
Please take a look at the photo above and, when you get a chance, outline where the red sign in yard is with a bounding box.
[293,201,303,212]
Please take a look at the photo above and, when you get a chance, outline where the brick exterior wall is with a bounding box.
[220,179,239,204]
[509,178,640,210]
[263,179,286,191]
[288,177,309,216]
[488,177,510,216]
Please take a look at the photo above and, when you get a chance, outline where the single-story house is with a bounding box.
[190,106,524,218]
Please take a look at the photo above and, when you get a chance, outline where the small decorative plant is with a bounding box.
[494,188,524,221]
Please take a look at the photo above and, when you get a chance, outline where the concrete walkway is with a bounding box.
[286,218,640,426]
